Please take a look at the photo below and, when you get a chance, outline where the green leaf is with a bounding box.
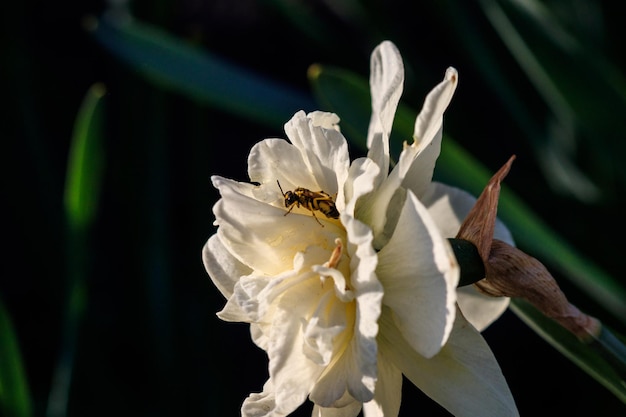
[88,15,316,129]
[0,298,33,417]
[49,83,106,417]
[510,299,626,403]
[64,82,106,231]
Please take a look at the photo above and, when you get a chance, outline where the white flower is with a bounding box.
[203,41,518,417]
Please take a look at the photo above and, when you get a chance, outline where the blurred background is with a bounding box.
[2,0,626,416]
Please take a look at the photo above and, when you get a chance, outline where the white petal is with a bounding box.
[354,166,405,250]
[414,68,458,149]
[312,399,362,417]
[343,215,383,400]
[367,41,404,148]
[313,265,355,302]
[241,382,287,417]
[248,138,319,195]
[268,278,327,415]
[250,322,270,351]
[308,110,341,131]
[366,40,404,185]
[224,268,301,322]
[216,292,251,322]
[400,68,458,199]
[283,111,350,196]
[302,290,349,366]
[202,234,252,298]
[379,307,519,417]
[361,350,402,417]
[213,175,343,275]
[456,286,510,331]
[344,157,380,218]
[227,247,333,324]
[377,191,458,358]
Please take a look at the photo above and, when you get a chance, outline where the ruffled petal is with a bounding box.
[213,175,343,275]
[361,350,402,417]
[216,292,251,322]
[344,157,380,218]
[248,138,320,198]
[342,215,383,400]
[377,191,458,358]
[241,381,287,417]
[283,111,350,197]
[269,274,349,414]
[202,234,252,298]
[302,290,350,367]
[379,306,519,417]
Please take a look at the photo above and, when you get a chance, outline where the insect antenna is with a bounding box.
[277,179,286,197]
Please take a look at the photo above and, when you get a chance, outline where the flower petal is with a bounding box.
[366,40,404,184]
[344,157,380,218]
[343,215,383,400]
[241,381,287,417]
[399,67,458,199]
[414,68,458,149]
[302,290,350,367]
[377,191,459,358]
[361,350,402,417]
[202,234,252,299]
[268,277,328,415]
[248,138,319,197]
[283,110,350,196]
[456,285,510,331]
[379,306,519,417]
[312,398,362,417]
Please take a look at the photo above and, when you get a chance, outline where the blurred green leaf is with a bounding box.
[510,299,626,403]
[482,0,626,131]
[49,83,106,417]
[0,298,33,417]
[89,14,316,129]
[310,63,626,400]
[476,0,626,194]
[64,82,106,231]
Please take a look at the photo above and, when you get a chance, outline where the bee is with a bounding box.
[277,180,339,226]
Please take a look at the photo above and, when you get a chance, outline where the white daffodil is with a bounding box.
[203,41,518,417]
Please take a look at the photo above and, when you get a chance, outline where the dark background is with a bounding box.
[2,0,626,416]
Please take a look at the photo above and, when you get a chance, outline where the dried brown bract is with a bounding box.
[457,156,600,341]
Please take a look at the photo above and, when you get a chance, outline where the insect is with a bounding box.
[277,180,339,226]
